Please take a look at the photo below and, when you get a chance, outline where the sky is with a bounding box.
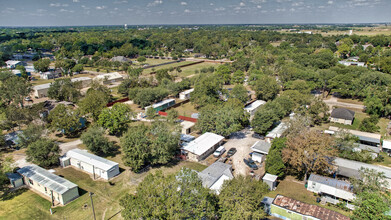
[0,0,390,27]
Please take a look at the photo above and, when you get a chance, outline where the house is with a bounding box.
[251,141,271,155]
[60,148,119,180]
[307,174,355,208]
[95,72,124,84]
[244,100,266,116]
[111,56,130,63]
[197,161,233,194]
[5,60,22,69]
[40,71,59,80]
[71,77,92,88]
[328,126,381,147]
[180,120,195,135]
[33,83,51,98]
[263,173,278,190]
[338,60,366,67]
[382,140,391,154]
[11,69,31,77]
[179,88,194,100]
[271,195,350,220]
[181,132,225,161]
[14,165,79,205]
[330,108,355,125]
[266,122,288,143]
[334,157,391,189]
[150,99,176,112]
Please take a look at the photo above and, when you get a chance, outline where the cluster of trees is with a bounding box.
[121,168,270,219]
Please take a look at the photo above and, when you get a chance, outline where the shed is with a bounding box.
[251,141,271,155]
[17,165,79,205]
[111,56,130,63]
[62,148,120,180]
[33,83,51,98]
[179,88,194,100]
[251,152,266,163]
[180,134,195,143]
[383,140,391,153]
[263,173,278,190]
[40,71,59,80]
[181,132,224,161]
[330,108,355,125]
[180,121,195,134]
[244,100,266,115]
[6,172,24,188]
[197,161,233,194]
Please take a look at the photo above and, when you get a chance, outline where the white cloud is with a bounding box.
[214,7,225,11]
[59,9,74,13]
[114,0,128,4]
[37,9,47,13]
[328,0,333,4]
[181,2,187,5]
[73,0,80,3]
[50,3,69,7]
[239,2,245,6]
[147,0,163,7]
[210,3,214,6]
[184,9,190,13]
[257,5,262,8]
[96,6,107,10]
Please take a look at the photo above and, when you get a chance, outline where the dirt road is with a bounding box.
[324,97,365,111]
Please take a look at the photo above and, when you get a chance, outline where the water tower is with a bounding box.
[124,24,127,30]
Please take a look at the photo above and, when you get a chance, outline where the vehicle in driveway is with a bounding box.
[213,146,226,157]
[227,148,237,157]
[252,133,265,140]
[243,158,258,170]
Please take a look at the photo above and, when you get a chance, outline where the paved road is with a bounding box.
[323,97,365,111]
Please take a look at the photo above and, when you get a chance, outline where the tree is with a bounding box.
[78,89,109,121]
[191,75,222,107]
[252,75,280,101]
[98,103,133,135]
[121,122,180,171]
[265,137,287,178]
[48,78,81,102]
[72,64,84,73]
[232,70,245,84]
[137,56,146,63]
[155,69,172,83]
[120,169,217,219]
[166,109,179,123]
[33,58,51,73]
[26,139,61,168]
[17,124,44,148]
[251,107,279,135]
[145,107,156,119]
[282,130,336,180]
[15,65,28,79]
[230,84,248,104]
[80,126,113,156]
[127,67,143,79]
[215,65,232,84]
[219,176,269,219]
[55,59,76,76]
[305,98,329,125]
[359,115,380,133]
[48,104,82,135]
[0,72,32,108]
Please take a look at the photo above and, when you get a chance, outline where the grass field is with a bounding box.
[131,58,171,66]
[142,61,196,75]
[31,74,96,86]
[178,62,221,77]
[265,176,351,217]
[172,102,198,117]
[0,160,207,220]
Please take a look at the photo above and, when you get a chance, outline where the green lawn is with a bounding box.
[172,102,198,117]
[131,58,171,66]
[178,62,221,77]
[266,176,351,217]
[143,61,196,75]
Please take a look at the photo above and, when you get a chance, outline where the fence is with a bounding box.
[106,97,129,107]
[158,111,197,123]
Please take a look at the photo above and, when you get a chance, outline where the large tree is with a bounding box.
[282,130,336,180]
[98,103,133,135]
[81,126,113,156]
[26,139,61,168]
[120,169,217,219]
[265,137,287,178]
[48,104,82,135]
[230,84,249,104]
[191,75,223,107]
[17,123,44,148]
[78,85,110,121]
[251,107,279,135]
[251,75,280,101]
[33,58,51,73]
[48,78,81,102]
[219,176,269,219]
[0,72,32,108]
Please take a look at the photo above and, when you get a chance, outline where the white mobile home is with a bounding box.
[265,122,288,143]
[16,165,79,205]
[61,148,120,180]
[182,132,224,161]
[95,72,123,84]
[33,83,51,98]
[5,60,22,69]
[179,88,194,100]
[244,100,266,115]
[71,77,92,88]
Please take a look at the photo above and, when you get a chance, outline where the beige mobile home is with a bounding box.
[33,83,51,98]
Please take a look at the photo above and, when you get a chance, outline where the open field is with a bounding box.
[278,26,391,36]
[265,176,351,217]
[0,160,207,220]
[142,61,196,75]
[131,58,171,66]
[172,101,198,117]
[178,62,220,77]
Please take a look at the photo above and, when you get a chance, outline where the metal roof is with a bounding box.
[244,100,266,111]
[251,141,271,154]
[331,108,355,121]
[152,99,175,108]
[182,132,224,156]
[33,83,51,90]
[329,126,381,144]
[6,172,22,181]
[263,173,278,182]
[266,122,288,139]
[17,165,78,194]
[383,140,391,150]
[6,60,21,65]
[65,148,118,171]
[71,77,91,82]
[180,134,195,142]
[308,174,352,192]
[198,161,233,188]
[334,157,391,179]
[272,195,350,220]
[180,88,194,95]
[95,72,123,81]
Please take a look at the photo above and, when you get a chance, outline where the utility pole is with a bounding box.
[89,192,96,220]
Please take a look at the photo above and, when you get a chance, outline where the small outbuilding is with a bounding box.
[383,140,391,154]
[33,83,51,98]
[5,60,22,69]
[263,173,278,190]
[71,77,92,88]
[330,108,355,125]
[6,173,24,188]
[179,88,194,100]
[182,132,224,161]
[61,148,120,180]
[180,121,195,134]
[251,141,272,155]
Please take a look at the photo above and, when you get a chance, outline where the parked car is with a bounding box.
[227,148,237,157]
[243,158,258,170]
[213,146,226,157]
[252,133,265,140]
[24,97,32,102]
[217,157,227,163]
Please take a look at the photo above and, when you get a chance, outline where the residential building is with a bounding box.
[334,157,391,189]
[197,161,233,194]
[338,60,366,67]
[71,77,92,88]
[6,173,24,188]
[328,126,381,147]
[5,60,22,69]
[382,140,391,154]
[60,148,120,180]
[179,88,194,100]
[33,83,51,98]
[307,174,355,208]
[150,99,176,112]
[180,120,195,135]
[95,72,124,84]
[271,195,350,220]
[181,132,224,161]
[15,165,79,205]
[11,69,31,77]
[330,108,355,125]
[40,71,59,80]
[244,100,266,116]
[265,122,288,143]
[111,56,130,63]
[251,141,271,155]
[263,173,278,190]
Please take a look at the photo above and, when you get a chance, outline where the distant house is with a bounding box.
[338,60,366,67]
[71,77,92,88]
[149,99,176,112]
[180,121,195,135]
[271,195,350,220]
[244,100,266,116]
[181,132,225,161]
[179,88,194,100]
[5,60,23,69]
[111,56,130,63]
[307,174,355,209]
[328,126,381,147]
[197,161,233,194]
[184,48,194,53]
[330,108,355,125]
[95,72,124,84]
[60,148,120,180]
[11,69,31,77]
[33,83,51,98]
[40,71,59,80]
[383,140,391,154]
[265,122,288,143]
[12,165,79,205]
